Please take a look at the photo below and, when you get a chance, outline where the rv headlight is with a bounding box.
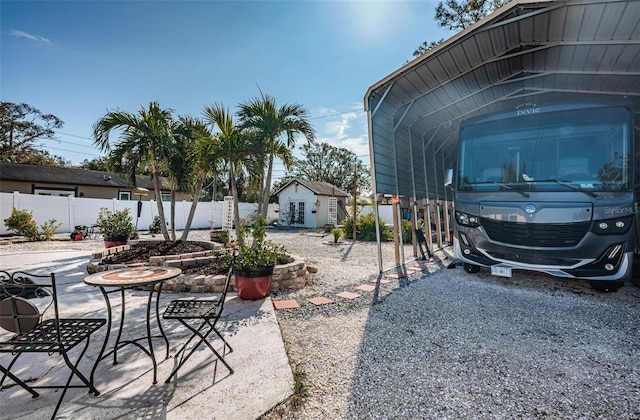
[592,216,633,235]
[455,211,480,228]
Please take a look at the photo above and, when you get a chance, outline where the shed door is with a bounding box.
[288,200,305,225]
[328,197,337,225]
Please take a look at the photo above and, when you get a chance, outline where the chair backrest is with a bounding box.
[215,254,235,318]
[0,271,56,335]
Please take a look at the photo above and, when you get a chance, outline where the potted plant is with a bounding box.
[96,207,136,248]
[233,214,289,300]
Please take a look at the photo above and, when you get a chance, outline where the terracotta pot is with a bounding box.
[234,265,275,300]
[104,236,128,248]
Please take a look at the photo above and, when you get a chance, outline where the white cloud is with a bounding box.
[313,103,370,161]
[10,29,51,43]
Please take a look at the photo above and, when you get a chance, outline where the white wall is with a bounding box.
[0,192,278,235]
[359,205,395,226]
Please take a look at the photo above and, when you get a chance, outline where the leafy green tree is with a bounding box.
[413,0,508,57]
[288,142,371,195]
[93,101,174,240]
[0,101,68,165]
[435,0,508,31]
[238,92,316,218]
[412,38,445,57]
[79,156,112,171]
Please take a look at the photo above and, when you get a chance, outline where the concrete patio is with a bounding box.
[0,249,293,419]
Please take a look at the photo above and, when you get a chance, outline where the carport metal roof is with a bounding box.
[365,0,640,201]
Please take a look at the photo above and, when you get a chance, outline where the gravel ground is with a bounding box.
[4,229,640,419]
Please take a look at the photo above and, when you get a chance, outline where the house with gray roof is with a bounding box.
[0,162,182,201]
[274,178,349,229]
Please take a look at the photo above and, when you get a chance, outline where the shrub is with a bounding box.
[40,219,62,241]
[401,219,413,243]
[148,216,161,234]
[331,227,343,243]
[235,214,289,270]
[4,208,61,241]
[96,208,135,239]
[342,213,392,241]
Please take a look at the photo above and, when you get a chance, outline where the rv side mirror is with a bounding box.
[444,168,454,190]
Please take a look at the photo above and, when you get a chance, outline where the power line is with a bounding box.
[55,131,92,140]
[309,110,364,120]
[44,145,102,158]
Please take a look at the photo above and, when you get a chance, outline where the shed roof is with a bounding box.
[0,162,169,190]
[274,178,349,197]
[365,0,640,200]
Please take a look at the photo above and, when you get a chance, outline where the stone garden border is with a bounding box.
[86,239,310,293]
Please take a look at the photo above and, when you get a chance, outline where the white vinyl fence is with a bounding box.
[0,192,277,235]
[359,205,395,226]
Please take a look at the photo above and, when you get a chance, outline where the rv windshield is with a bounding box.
[458,106,631,193]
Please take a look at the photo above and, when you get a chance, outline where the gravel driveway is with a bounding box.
[5,230,640,419]
[260,231,640,419]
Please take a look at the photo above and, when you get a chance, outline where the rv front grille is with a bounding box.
[480,218,590,247]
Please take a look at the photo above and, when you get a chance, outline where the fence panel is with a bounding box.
[0,193,276,236]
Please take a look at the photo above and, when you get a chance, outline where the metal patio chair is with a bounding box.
[0,270,106,419]
[163,255,235,383]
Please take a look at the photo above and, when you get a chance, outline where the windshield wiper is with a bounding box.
[468,181,529,197]
[524,178,600,198]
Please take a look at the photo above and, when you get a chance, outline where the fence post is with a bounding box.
[68,195,74,233]
[12,191,20,209]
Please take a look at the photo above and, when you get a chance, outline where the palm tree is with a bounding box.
[238,92,316,218]
[202,103,251,247]
[173,116,216,241]
[93,102,174,240]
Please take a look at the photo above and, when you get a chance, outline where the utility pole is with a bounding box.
[352,163,357,242]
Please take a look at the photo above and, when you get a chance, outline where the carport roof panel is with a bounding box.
[365,0,640,199]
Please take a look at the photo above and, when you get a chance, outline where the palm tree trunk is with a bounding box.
[260,152,275,218]
[230,164,243,249]
[256,171,265,216]
[170,189,177,241]
[153,175,170,240]
[180,181,202,241]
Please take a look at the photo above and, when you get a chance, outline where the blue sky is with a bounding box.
[1,0,452,179]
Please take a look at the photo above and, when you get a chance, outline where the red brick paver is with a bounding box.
[370,278,392,284]
[336,291,361,300]
[355,284,376,292]
[307,297,334,306]
[273,300,300,310]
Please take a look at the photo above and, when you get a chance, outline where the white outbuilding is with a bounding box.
[274,179,349,229]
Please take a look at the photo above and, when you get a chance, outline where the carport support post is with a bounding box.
[352,163,357,242]
[392,197,400,266]
[411,197,418,258]
[423,198,433,254]
[434,201,443,249]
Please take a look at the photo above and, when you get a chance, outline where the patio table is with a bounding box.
[84,266,182,384]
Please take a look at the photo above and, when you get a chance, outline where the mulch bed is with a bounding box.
[180,261,229,276]
[101,241,211,264]
[100,241,229,275]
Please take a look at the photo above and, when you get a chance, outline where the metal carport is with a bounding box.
[365,0,640,271]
